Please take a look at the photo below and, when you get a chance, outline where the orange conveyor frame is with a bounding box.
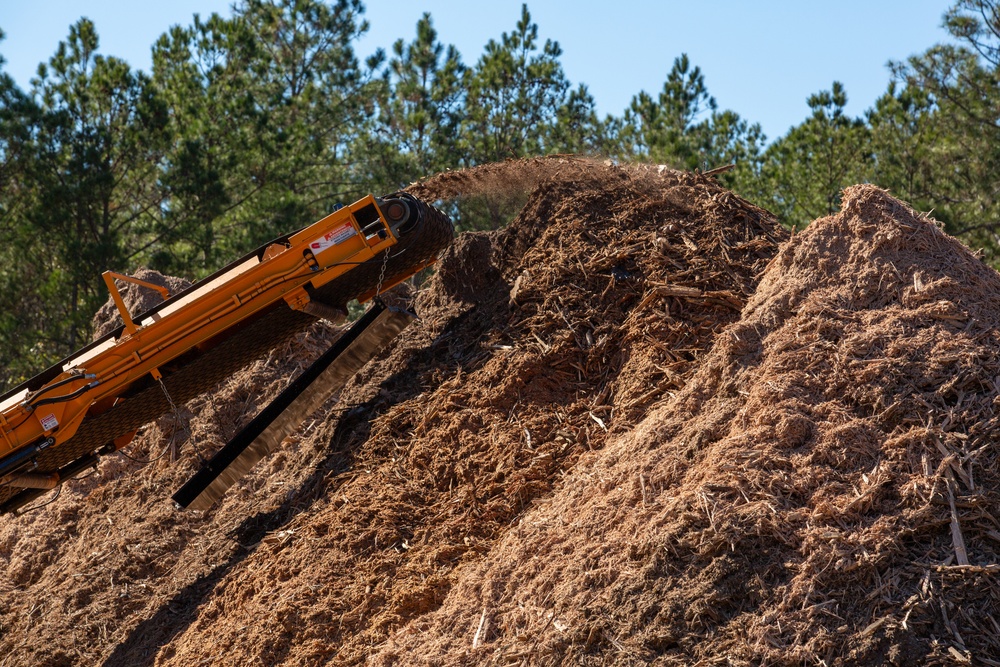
[0,193,441,501]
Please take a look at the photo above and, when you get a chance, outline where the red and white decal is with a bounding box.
[310,222,357,254]
[39,413,59,431]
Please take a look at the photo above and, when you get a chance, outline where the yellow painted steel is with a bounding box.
[103,272,173,335]
[0,195,409,463]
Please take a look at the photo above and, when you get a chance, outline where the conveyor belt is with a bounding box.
[0,199,452,513]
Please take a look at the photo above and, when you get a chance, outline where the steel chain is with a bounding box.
[156,375,200,462]
[374,246,390,297]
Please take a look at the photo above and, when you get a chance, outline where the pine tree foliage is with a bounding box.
[2,1,1000,386]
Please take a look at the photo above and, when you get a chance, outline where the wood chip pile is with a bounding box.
[376,184,1000,666]
[2,162,996,666]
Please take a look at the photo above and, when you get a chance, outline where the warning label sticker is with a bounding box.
[310,222,357,254]
[39,413,59,431]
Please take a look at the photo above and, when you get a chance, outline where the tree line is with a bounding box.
[0,0,997,389]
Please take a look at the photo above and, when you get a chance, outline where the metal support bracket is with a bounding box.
[102,271,172,335]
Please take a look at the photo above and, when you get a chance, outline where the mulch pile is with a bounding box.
[374,184,1000,666]
[1,159,997,666]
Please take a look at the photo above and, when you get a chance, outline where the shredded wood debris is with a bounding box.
[2,163,997,667]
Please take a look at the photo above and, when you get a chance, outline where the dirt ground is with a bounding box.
[1,159,997,666]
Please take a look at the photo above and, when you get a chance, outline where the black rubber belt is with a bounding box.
[173,301,415,510]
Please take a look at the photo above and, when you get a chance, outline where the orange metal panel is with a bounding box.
[0,194,405,461]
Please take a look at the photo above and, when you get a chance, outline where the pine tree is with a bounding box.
[896,0,1000,261]
[614,53,765,193]
[761,82,870,227]
[619,54,716,167]
[152,0,376,263]
[26,19,171,351]
[360,12,465,191]
[461,4,570,164]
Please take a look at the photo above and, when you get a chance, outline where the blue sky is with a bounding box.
[0,1,955,142]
